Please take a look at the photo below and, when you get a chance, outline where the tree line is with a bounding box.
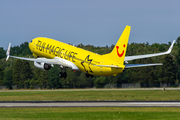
[0,37,180,89]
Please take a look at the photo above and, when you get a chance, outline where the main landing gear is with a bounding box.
[59,72,67,78]
[58,66,67,78]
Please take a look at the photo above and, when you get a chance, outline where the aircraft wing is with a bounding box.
[124,40,175,62]
[6,43,79,70]
[7,55,79,70]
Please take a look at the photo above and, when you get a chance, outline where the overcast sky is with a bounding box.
[0,0,180,49]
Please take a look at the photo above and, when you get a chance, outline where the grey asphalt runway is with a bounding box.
[0,101,180,107]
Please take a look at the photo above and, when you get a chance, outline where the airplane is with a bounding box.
[6,25,175,78]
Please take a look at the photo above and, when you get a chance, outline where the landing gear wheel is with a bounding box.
[59,72,63,78]
[59,72,67,78]
[63,72,67,78]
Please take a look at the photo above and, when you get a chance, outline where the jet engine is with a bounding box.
[34,61,51,70]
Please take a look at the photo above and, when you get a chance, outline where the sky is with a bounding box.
[0,0,180,49]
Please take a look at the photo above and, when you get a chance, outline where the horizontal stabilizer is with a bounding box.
[125,63,163,68]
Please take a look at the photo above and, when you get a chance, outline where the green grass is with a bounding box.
[0,90,180,120]
[0,89,180,101]
[0,107,180,120]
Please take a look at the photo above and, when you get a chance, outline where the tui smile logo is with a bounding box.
[116,44,126,57]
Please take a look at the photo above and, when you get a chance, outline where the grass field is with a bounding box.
[1,89,180,119]
[0,89,180,101]
[0,107,180,120]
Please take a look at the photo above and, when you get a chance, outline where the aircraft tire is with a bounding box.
[63,72,67,78]
[59,72,63,78]
[59,72,67,78]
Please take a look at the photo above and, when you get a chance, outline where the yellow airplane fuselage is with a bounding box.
[29,37,124,76]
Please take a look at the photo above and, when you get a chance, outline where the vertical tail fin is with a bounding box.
[103,25,131,64]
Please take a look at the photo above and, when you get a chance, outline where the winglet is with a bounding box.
[6,43,11,62]
[167,40,175,53]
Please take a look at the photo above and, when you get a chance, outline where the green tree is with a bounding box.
[158,55,176,85]
[20,42,32,55]
[12,59,22,88]
[0,66,4,86]
[0,47,6,59]
[33,67,41,80]
[175,37,180,80]
[3,69,12,89]
[10,42,31,56]
[77,72,92,88]
[94,76,107,88]
[48,65,60,88]
[38,70,49,89]
[21,60,32,88]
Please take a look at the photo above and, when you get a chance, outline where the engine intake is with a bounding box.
[34,61,51,70]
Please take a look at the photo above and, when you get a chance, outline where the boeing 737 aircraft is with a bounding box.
[6,25,175,78]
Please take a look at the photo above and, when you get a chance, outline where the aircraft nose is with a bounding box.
[29,40,35,52]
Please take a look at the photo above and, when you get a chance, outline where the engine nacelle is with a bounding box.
[34,61,51,70]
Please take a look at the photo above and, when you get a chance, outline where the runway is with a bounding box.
[0,101,180,107]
